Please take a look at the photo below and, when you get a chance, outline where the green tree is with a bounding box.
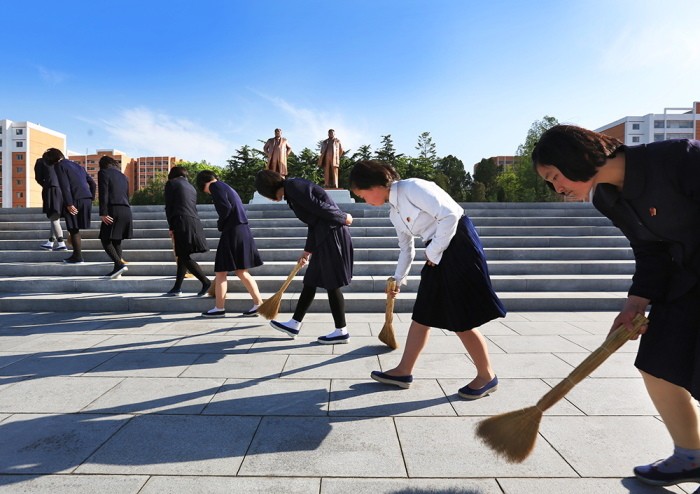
[351,144,372,162]
[435,154,469,202]
[287,147,322,183]
[224,145,266,203]
[514,115,560,202]
[405,131,437,181]
[374,134,403,166]
[130,171,168,205]
[473,158,499,200]
[176,160,219,204]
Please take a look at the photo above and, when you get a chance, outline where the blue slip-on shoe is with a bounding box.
[370,370,413,389]
[458,376,498,400]
[201,308,226,318]
[634,461,700,486]
[270,320,299,338]
[164,289,182,297]
[241,308,258,317]
[63,256,85,264]
[317,333,349,345]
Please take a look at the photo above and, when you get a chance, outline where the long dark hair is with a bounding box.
[348,160,400,190]
[255,169,285,200]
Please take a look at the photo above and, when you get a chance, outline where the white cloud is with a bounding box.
[101,108,233,166]
[36,65,68,84]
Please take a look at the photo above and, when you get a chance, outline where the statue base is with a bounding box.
[250,189,355,204]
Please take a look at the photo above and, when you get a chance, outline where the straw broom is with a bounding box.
[378,277,399,349]
[256,260,304,320]
[475,313,649,463]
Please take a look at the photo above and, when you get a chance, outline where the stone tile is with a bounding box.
[544,377,656,416]
[369,320,413,336]
[521,312,599,322]
[0,334,111,353]
[0,474,149,493]
[395,416,576,477]
[487,353,575,378]
[181,353,288,379]
[378,353,476,379]
[501,321,592,336]
[322,478,502,494]
[539,416,672,477]
[239,416,405,477]
[562,334,641,353]
[282,354,379,379]
[76,415,260,475]
[165,334,257,354]
[83,377,225,415]
[555,352,641,378]
[0,336,43,351]
[476,320,520,336]
[91,334,183,352]
[0,352,117,379]
[247,336,334,355]
[281,322,372,338]
[489,335,590,353]
[0,376,122,413]
[498,477,686,494]
[440,378,582,417]
[203,378,329,416]
[81,315,178,334]
[330,336,399,355]
[329,379,456,416]
[0,353,30,370]
[140,476,319,494]
[0,413,130,474]
[86,351,201,378]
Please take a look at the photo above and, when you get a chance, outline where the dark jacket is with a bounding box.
[98,167,130,216]
[164,177,199,228]
[209,181,248,232]
[283,178,348,253]
[34,158,60,188]
[593,139,700,302]
[55,159,96,207]
[34,158,63,215]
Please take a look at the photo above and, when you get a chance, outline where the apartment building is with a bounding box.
[596,101,700,145]
[0,120,66,208]
[68,149,135,195]
[132,156,178,191]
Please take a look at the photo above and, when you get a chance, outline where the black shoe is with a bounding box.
[270,320,300,338]
[458,376,498,400]
[241,307,258,317]
[370,370,413,389]
[164,289,182,297]
[317,333,350,345]
[196,282,212,297]
[201,308,226,318]
[105,265,128,279]
[63,257,85,264]
[634,462,700,486]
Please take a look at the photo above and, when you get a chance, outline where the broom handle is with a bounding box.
[385,277,396,320]
[536,313,648,411]
[276,260,304,295]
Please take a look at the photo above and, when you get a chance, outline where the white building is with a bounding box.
[596,101,699,145]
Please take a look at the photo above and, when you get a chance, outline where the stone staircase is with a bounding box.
[0,202,632,313]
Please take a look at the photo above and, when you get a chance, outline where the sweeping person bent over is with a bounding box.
[254,170,354,344]
[533,125,700,487]
[349,160,505,398]
[196,171,263,317]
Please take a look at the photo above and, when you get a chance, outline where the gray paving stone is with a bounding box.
[395,416,576,477]
[91,334,184,352]
[488,335,591,353]
[76,415,260,475]
[378,353,477,379]
[486,353,575,378]
[556,352,641,378]
[139,476,320,493]
[562,333,641,353]
[0,334,110,353]
[539,416,673,477]
[86,351,201,378]
[83,377,225,414]
[181,353,288,379]
[501,320,592,336]
[322,477,502,493]
[497,477,686,494]
[329,378,456,417]
[0,376,122,413]
[0,352,30,370]
[239,416,406,477]
[203,378,330,416]
[282,353,379,379]
[164,333,258,354]
[0,474,149,493]
[0,352,116,379]
[0,413,130,474]
[546,377,656,415]
[247,336,335,355]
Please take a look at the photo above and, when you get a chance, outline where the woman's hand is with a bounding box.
[298,251,311,266]
[345,213,353,226]
[67,205,78,216]
[609,295,650,339]
[386,279,400,299]
[101,215,114,225]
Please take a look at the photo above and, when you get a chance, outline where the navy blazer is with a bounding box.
[283,178,348,253]
[593,139,700,302]
[164,177,200,229]
[34,158,60,188]
[98,167,130,216]
[209,181,248,231]
[55,159,96,206]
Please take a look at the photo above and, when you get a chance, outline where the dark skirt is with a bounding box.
[214,223,263,272]
[171,215,209,257]
[412,215,506,331]
[63,198,93,231]
[637,283,700,400]
[304,225,353,290]
[42,186,62,217]
[99,205,133,241]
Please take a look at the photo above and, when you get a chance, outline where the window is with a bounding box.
[654,120,664,129]
[15,129,23,135]
[632,136,640,143]
[16,167,23,173]
[16,154,23,160]
[632,123,640,130]
[653,133,665,142]
[0,139,2,146]
[16,141,23,148]
[16,192,23,198]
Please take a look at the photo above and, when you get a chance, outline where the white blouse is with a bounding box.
[388,178,464,285]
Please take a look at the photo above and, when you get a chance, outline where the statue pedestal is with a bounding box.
[250,189,355,204]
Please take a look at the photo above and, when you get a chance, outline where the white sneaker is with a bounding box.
[40,241,54,250]
[53,241,67,251]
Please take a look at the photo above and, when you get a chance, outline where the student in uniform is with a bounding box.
[349,160,505,398]
[196,170,263,317]
[254,169,354,344]
[97,156,132,279]
[33,157,66,251]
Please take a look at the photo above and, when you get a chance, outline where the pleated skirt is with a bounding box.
[63,198,92,231]
[171,215,209,257]
[304,225,353,290]
[99,205,133,241]
[214,223,263,272]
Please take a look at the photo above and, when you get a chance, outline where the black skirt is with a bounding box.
[637,283,700,400]
[171,215,209,257]
[304,225,353,290]
[214,223,263,272]
[99,205,133,241]
[63,198,93,231]
[412,215,506,331]
[42,186,62,217]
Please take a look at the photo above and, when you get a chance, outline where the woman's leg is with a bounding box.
[68,229,82,259]
[184,256,210,287]
[456,328,496,388]
[214,271,228,309]
[234,269,263,306]
[292,285,317,322]
[49,213,63,242]
[101,238,121,267]
[170,257,188,291]
[385,320,431,376]
[327,287,346,328]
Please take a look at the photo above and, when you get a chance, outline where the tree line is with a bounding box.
[131,116,561,205]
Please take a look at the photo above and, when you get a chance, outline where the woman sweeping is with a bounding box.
[349,160,506,398]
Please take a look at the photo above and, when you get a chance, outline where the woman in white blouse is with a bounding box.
[349,160,506,399]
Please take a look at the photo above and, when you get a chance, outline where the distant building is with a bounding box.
[596,101,700,145]
[472,156,517,175]
[0,120,66,208]
[69,149,135,195]
[132,156,178,191]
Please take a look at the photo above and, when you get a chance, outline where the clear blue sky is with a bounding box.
[3,0,698,173]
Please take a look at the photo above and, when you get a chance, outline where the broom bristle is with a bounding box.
[475,406,543,463]
[257,293,283,320]
[378,323,398,349]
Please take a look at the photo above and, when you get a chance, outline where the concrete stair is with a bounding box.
[0,202,631,313]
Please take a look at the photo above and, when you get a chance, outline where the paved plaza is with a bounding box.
[0,310,698,494]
